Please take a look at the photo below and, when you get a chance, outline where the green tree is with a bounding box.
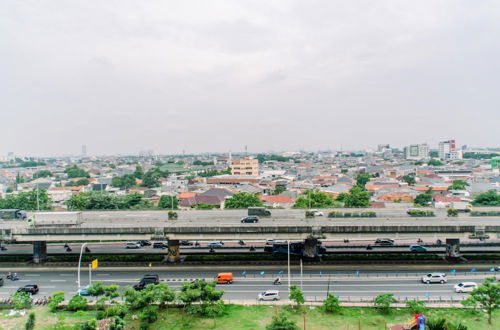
[104,284,120,300]
[344,186,371,208]
[66,192,149,210]
[65,179,90,187]
[158,195,178,210]
[48,291,65,312]
[402,175,416,185]
[447,208,459,217]
[111,174,136,190]
[462,277,500,324]
[0,189,52,210]
[266,313,299,330]
[151,283,175,308]
[65,166,90,178]
[428,159,443,166]
[87,282,105,298]
[10,291,31,310]
[355,173,372,189]
[79,319,98,330]
[373,293,395,314]
[32,170,52,179]
[472,191,500,206]
[335,193,349,202]
[289,285,305,308]
[224,192,263,209]
[138,305,158,324]
[141,170,161,188]
[16,173,25,184]
[68,294,88,311]
[274,185,286,195]
[415,190,433,206]
[25,312,36,330]
[448,180,469,190]
[405,300,426,314]
[133,165,144,179]
[323,293,341,313]
[178,280,225,316]
[293,190,338,208]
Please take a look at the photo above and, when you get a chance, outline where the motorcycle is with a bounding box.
[66,247,72,252]
[273,278,281,285]
[238,240,245,246]
[6,274,19,281]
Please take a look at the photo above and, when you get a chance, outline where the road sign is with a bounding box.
[91,259,98,270]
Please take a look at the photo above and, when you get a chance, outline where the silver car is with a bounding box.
[421,273,447,284]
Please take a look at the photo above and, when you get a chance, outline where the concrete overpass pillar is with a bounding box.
[303,237,319,258]
[167,240,180,263]
[33,241,47,264]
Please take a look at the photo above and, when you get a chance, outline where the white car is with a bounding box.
[421,273,447,284]
[311,210,324,216]
[258,290,280,301]
[125,242,141,249]
[454,282,478,293]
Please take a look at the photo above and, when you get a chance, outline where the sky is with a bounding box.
[1,1,499,157]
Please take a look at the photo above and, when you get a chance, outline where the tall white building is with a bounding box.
[439,140,462,160]
[404,143,429,160]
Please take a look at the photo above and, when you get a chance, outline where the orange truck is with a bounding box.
[216,272,233,284]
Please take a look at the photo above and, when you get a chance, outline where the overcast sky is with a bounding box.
[1,1,499,156]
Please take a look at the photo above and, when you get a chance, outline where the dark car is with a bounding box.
[17,284,39,294]
[153,242,167,249]
[180,240,194,246]
[241,216,259,223]
[0,277,3,287]
[137,240,151,247]
[375,238,395,246]
[133,274,160,291]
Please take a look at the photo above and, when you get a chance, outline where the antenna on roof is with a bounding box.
[245,145,248,157]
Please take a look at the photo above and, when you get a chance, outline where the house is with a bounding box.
[260,195,295,208]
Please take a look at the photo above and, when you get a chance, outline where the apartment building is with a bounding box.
[230,157,259,176]
[404,143,429,160]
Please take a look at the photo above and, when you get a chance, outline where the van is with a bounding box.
[216,272,233,284]
[248,207,271,217]
[258,290,280,301]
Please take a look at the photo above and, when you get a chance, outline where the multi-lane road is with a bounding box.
[0,268,495,302]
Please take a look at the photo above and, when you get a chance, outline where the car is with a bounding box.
[311,210,324,217]
[77,286,90,296]
[153,242,167,249]
[409,244,427,252]
[137,240,151,247]
[0,277,3,287]
[375,238,395,246]
[17,284,39,294]
[208,241,224,248]
[133,274,160,291]
[454,282,478,293]
[421,273,447,284]
[125,242,141,249]
[180,240,194,246]
[258,290,280,301]
[241,216,259,223]
[265,239,286,245]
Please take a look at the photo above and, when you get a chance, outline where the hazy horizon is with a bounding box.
[1,1,499,157]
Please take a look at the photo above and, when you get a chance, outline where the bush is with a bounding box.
[48,291,65,312]
[79,319,97,330]
[323,293,341,313]
[266,313,299,330]
[305,211,315,218]
[24,312,35,330]
[447,208,459,217]
[426,317,468,330]
[405,300,426,314]
[11,291,31,310]
[138,305,158,323]
[373,293,395,313]
[167,211,178,220]
[407,209,435,217]
[68,294,88,311]
[470,211,500,216]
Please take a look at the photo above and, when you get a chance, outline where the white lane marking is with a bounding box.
[50,280,66,282]
[96,274,110,276]
[41,286,55,289]
[60,274,73,276]
[19,280,30,282]
[26,274,40,277]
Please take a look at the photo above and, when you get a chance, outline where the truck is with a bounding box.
[29,212,82,227]
[0,209,27,220]
[450,202,472,212]
[248,207,271,217]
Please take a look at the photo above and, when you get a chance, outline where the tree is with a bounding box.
[65,166,90,178]
[151,283,175,308]
[472,191,500,206]
[447,208,459,217]
[158,195,178,210]
[448,180,469,191]
[68,294,88,311]
[133,165,144,179]
[32,170,52,179]
[289,285,305,308]
[402,175,416,185]
[323,293,341,313]
[141,170,161,188]
[111,174,136,190]
[16,173,25,184]
[104,284,120,300]
[266,313,299,330]
[25,312,36,330]
[87,282,105,298]
[405,300,426,314]
[373,293,395,314]
[138,305,158,324]
[274,185,286,195]
[49,291,65,312]
[10,291,31,310]
[462,277,500,324]
[65,178,90,187]
[428,159,443,166]
[0,189,52,210]
[415,190,433,206]
[178,280,225,316]
[335,193,349,202]
[224,192,263,209]
[293,190,338,208]
[66,192,149,210]
[355,173,372,189]
[344,186,371,208]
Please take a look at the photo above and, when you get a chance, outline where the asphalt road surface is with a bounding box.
[0,269,495,301]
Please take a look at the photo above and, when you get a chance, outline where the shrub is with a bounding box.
[447,208,459,217]
[48,291,65,312]
[405,300,426,314]
[323,293,341,313]
[373,293,395,313]
[305,211,315,218]
[138,305,158,324]
[68,294,88,311]
[167,211,178,220]
[11,292,31,310]
[79,319,97,330]
[24,312,35,330]
[266,313,299,330]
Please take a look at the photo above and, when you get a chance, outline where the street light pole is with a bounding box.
[77,243,88,289]
[287,240,291,296]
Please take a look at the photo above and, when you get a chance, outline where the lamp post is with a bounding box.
[287,240,291,296]
[77,243,88,289]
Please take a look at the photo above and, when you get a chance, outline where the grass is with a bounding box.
[1,305,499,329]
